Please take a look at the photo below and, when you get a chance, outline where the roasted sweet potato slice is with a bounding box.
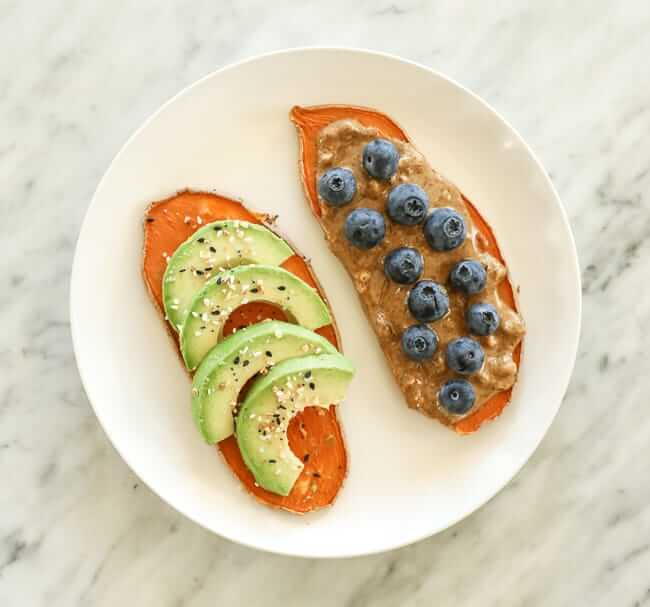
[291,105,522,433]
[143,190,346,512]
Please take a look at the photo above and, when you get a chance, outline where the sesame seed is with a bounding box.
[184,216,191,224]
[197,216,203,224]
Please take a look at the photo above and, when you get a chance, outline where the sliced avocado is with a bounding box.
[180,265,332,370]
[236,354,355,496]
[192,321,338,444]
[163,220,292,330]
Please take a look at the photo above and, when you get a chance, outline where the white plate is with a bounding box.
[71,48,581,558]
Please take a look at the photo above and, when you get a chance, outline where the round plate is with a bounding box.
[71,48,581,558]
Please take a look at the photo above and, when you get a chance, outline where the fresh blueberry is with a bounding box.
[449,260,487,295]
[446,337,485,375]
[318,168,356,207]
[386,183,430,225]
[344,208,386,249]
[384,247,424,284]
[439,379,476,415]
[407,280,449,322]
[466,303,500,336]
[363,139,399,180]
[401,324,438,361]
[423,208,466,251]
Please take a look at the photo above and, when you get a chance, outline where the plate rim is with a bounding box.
[70,46,582,558]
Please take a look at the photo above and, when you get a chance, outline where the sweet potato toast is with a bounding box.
[291,106,524,433]
[143,190,346,512]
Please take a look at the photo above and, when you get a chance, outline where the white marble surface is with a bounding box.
[2,1,649,605]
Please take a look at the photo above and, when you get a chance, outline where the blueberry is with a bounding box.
[318,168,356,207]
[424,208,466,251]
[407,280,449,322]
[449,260,487,295]
[446,337,485,375]
[344,208,386,249]
[439,379,476,415]
[401,324,438,361]
[384,247,424,284]
[466,303,500,336]
[363,139,399,180]
[387,184,429,225]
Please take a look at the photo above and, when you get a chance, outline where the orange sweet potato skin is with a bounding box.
[290,105,522,434]
[143,190,347,513]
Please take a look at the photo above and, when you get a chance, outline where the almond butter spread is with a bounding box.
[314,119,525,424]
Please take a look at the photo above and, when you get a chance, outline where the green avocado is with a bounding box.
[162,220,292,330]
[180,264,332,371]
[235,354,355,496]
[191,321,338,444]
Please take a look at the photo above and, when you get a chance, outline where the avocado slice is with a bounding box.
[163,220,293,330]
[236,354,355,496]
[192,321,338,444]
[180,264,332,370]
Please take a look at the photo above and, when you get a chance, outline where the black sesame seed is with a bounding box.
[303,453,310,462]
[309,382,315,390]
[145,217,154,223]
[278,404,286,410]
[304,371,312,379]
[209,246,217,252]
[214,226,222,232]
[211,309,220,315]
[196,270,204,275]
[233,356,240,365]
[242,360,250,367]
[266,351,273,357]
[204,267,213,271]
[200,325,206,330]
[268,459,276,464]
[278,285,286,291]
[313,472,321,478]
[250,288,259,293]
[179,268,187,273]
[197,237,205,243]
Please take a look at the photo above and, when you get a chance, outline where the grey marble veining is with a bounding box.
[2,1,650,605]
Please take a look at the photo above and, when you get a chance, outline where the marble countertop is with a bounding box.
[2,1,650,605]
